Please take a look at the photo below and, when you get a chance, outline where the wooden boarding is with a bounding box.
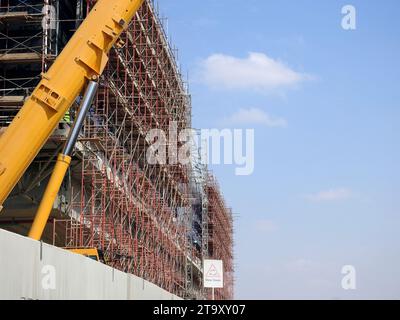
[0,52,42,63]
[0,96,26,106]
[0,11,42,21]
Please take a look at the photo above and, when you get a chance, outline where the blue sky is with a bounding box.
[159,0,400,299]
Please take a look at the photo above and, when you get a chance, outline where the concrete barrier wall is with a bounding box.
[0,229,181,300]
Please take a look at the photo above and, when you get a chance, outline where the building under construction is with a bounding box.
[0,0,234,299]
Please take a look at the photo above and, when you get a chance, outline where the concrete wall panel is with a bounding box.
[0,229,181,300]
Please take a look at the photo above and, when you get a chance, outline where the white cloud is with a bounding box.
[200,52,311,92]
[223,108,287,127]
[254,219,278,233]
[305,188,353,202]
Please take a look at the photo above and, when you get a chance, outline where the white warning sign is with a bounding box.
[203,259,223,288]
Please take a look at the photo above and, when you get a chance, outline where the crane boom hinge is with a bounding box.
[31,82,65,112]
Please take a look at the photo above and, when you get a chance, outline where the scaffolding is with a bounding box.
[207,175,235,300]
[0,0,234,300]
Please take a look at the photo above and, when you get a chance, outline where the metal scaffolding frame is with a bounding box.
[207,175,234,300]
[0,0,234,300]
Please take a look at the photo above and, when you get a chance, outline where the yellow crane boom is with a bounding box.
[0,0,144,211]
[28,80,99,240]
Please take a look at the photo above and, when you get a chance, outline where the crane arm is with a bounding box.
[28,80,99,240]
[0,0,144,209]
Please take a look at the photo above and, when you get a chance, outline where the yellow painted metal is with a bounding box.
[0,0,144,207]
[28,154,71,240]
[68,248,100,262]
